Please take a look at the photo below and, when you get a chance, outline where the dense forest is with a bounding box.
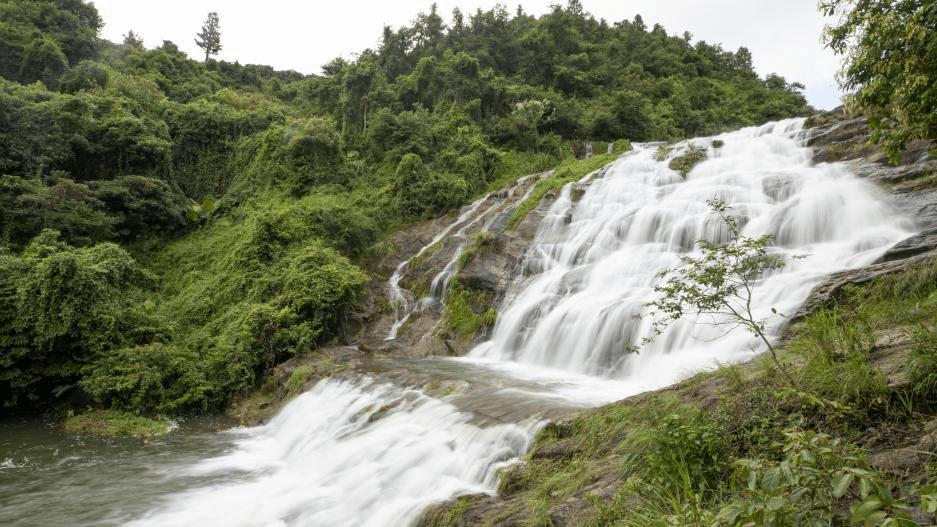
[0,0,814,416]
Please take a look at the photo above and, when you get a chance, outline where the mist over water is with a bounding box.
[3,120,912,527]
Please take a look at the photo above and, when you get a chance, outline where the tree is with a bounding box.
[195,12,221,61]
[821,0,937,161]
[123,29,144,49]
[649,199,796,386]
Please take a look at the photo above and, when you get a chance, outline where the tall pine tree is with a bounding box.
[195,12,221,61]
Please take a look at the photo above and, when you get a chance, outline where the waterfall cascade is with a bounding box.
[125,119,913,526]
[469,119,910,388]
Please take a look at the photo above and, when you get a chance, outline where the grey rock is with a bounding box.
[875,228,937,264]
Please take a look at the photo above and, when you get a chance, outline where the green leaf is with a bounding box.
[832,471,853,498]
[852,497,883,523]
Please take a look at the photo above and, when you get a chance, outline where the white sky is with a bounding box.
[90,0,846,110]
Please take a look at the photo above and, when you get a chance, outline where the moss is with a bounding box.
[444,282,495,337]
[63,410,171,438]
[286,364,315,396]
[667,146,707,177]
[505,153,620,232]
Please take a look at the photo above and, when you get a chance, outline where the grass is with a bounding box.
[429,258,937,525]
[444,282,497,337]
[504,151,625,232]
[286,364,315,397]
[63,410,171,438]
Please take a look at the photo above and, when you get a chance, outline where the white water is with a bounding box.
[470,119,911,391]
[127,379,535,527]
[386,196,490,340]
[129,119,914,526]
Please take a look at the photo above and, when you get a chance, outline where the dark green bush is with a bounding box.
[229,117,348,196]
[393,153,469,218]
[87,175,191,239]
[59,60,109,93]
[0,174,115,248]
[643,408,732,498]
[82,343,209,414]
[0,231,157,407]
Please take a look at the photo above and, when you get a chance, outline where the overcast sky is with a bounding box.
[90,0,846,110]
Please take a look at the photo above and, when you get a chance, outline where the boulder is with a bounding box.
[875,228,937,264]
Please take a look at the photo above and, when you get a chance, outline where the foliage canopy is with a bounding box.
[822,0,937,160]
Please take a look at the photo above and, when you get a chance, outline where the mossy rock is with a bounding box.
[63,410,171,438]
[668,147,708,178]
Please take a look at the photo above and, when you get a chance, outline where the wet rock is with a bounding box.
[875,228,937,264]
[793,251,937,322]
[794,110,937,322]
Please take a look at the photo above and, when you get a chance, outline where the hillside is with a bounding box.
[0,0,812,417]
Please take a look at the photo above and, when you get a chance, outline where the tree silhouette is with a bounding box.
[195,12,221,61]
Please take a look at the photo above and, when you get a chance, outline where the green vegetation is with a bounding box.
[63,409,171,438]
[445,282,497,337]
[667,145,708,177]
[426,256,937,525]
[822,0,937,161]
[0,0,813,417]
[286,365,315,397]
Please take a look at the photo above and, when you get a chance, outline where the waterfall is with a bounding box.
[386,196,491,340]
[129,119,913,526]
[389,173,546,339]
[126,378,535,527]
[469,119,910,389]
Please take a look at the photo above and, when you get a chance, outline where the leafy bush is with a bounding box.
[642,409,732,499]
[163,98,283,197]
[82,343,209,413]
[88,175,190,239]
[0,174,115,248]
[716,430,907,527]
[393,153,469,218]
[229,117,349,196]
[59,60,109,93]
[0,231,157,407]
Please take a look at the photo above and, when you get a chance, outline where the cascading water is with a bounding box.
[386,196,490,340]
[125,378,534,527]
[468,119,910,392]
[12,119,913,527]
[389,174,545,339]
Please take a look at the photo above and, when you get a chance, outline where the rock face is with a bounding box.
[350,172,552,358]
[794,108,937,321]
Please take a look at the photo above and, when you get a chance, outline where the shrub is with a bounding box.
[393,153,469,218]
[81,343,210,414]
[642,409,732,499]
[0,231,158,408]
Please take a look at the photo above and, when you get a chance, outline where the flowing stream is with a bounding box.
[1,119,915,526]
